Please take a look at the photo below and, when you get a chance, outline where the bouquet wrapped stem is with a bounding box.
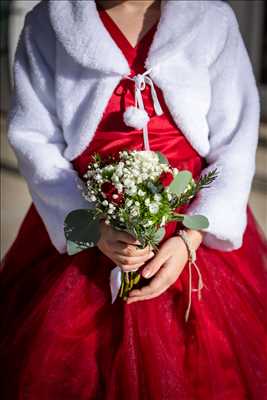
[119,270,139,299]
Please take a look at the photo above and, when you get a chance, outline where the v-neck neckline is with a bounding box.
[96,3,159,52]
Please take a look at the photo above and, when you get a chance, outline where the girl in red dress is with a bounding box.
[1,1,267,399]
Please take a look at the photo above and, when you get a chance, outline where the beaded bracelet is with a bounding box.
[176,229,204,322]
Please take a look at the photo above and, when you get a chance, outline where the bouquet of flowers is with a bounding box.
[64,150,218,301]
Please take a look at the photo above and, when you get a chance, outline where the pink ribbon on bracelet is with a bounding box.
[176,229,204,322]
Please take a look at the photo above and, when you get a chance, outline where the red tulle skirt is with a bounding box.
[1,126,267,400]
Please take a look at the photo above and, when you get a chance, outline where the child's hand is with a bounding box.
[97,220,154,271]
[126,230,203,304]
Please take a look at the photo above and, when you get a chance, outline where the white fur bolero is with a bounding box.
[7,0,260,253]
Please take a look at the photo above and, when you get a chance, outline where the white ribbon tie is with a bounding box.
[124,68,164,150]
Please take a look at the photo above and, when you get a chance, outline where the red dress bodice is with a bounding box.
[71,4,206,182]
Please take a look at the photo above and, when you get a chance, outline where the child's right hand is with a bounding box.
[97,220,154,272]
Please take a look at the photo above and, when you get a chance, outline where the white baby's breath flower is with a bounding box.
[90,195,97,201]
[95,174,102,181]
[124,178,132,187]
[116,169,123,178]
[132,169,139,177]
[126,199,133,207]
[149,202,159,214]
[137,189,145,196]
[141,173,148,180]
[102,200,109,206]
[144,220,153,227]
[127,186,137,195]
[131,209,139,217]
[112,175,120,183]
[154,193,162,202]
[162,164,170,172]
[145,198,150,206]
[167,192,173,201]
[116,183,123,192]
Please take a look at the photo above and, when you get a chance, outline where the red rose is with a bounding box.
[159,171,174,187]
[101,182,117,200]
[112,192,125,206]
[101,182,125,205]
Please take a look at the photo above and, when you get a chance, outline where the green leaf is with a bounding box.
[66,240,91,256]
[168,214,185,222]
[168,171,192,195]
[197,169,219,190]
[182,215,209,230]
[153,227,165,244]
[64,209,101,246]
[147,181,159,194]
[156,151,169,165]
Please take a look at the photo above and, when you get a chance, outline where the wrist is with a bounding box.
[187,229,204,249]
[175,228,203,251]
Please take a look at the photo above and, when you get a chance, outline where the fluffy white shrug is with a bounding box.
[7,0,260,253]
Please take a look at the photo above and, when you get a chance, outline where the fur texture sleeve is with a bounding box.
[186,2,260,251]
[7,5,90,254]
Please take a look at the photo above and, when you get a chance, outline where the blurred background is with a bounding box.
[0,0,267,258]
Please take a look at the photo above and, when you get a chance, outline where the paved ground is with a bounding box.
[1,114,267,259]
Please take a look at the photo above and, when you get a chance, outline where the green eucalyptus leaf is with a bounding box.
[168,171,192,195]
[183,215,209,230]
[169,214,185,222]
[64,209,101,246]
[156,151,169,165]
[153,227,165,244]
[66,240,91,256]
[147,181,159,194]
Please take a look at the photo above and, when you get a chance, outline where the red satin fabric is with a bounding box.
[1,5,267,399]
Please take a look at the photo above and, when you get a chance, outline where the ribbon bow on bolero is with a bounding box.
[122,68,164,150]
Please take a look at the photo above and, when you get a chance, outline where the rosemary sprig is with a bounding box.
[196,168,219,190]
[174,168,219,208]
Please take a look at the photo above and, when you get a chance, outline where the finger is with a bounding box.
[114,249,154,263]
[121,262,144,271]
[115,242,153,257]
[115,253,154,270]
[115,252,154,265]
[141,250,169,279]
[128,264,174,298]
[126,287,168,304]
[115,230,141,245]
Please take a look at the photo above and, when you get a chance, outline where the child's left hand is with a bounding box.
[126,231,203,304]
